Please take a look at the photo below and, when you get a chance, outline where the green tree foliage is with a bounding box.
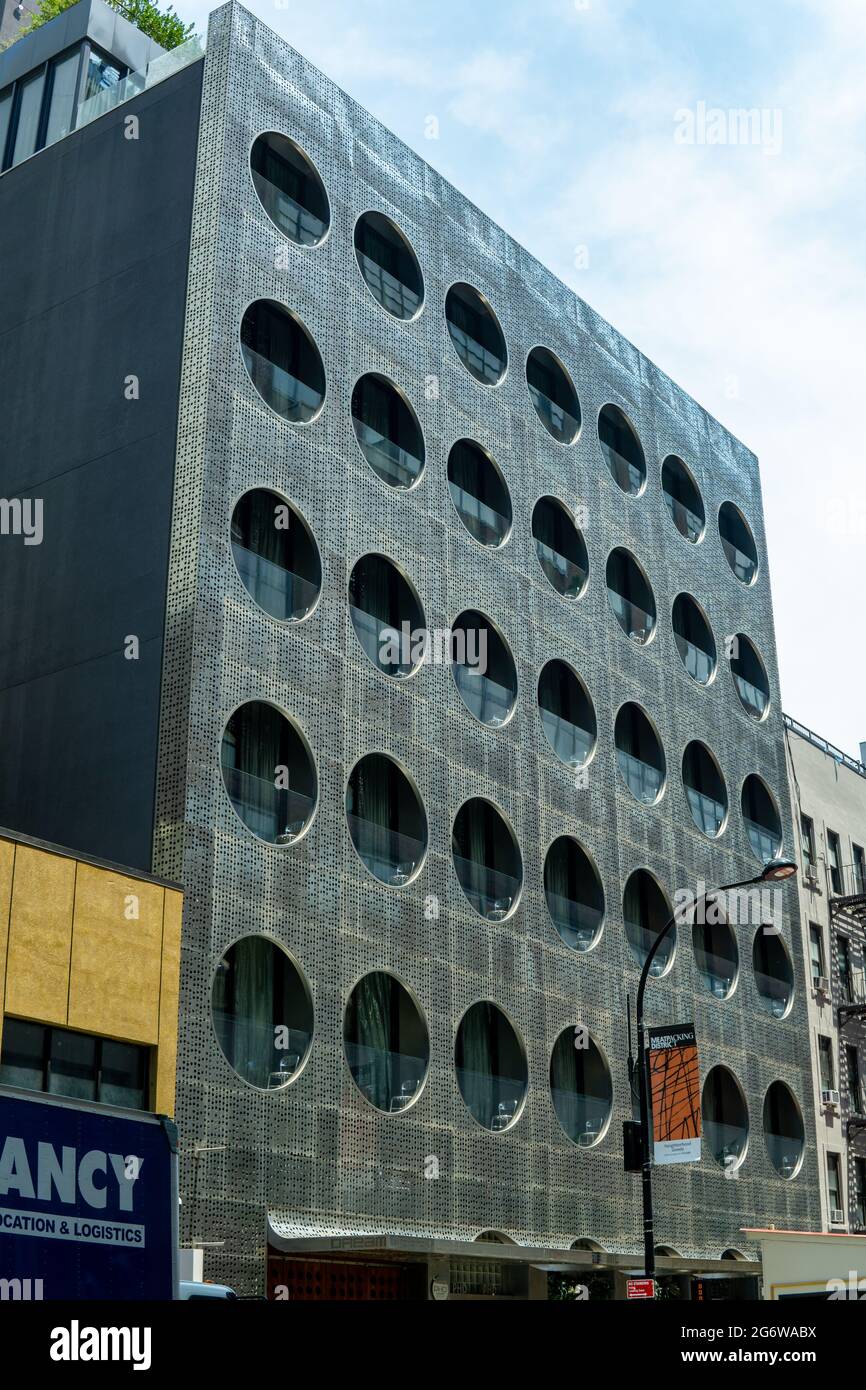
[20,0,194,50]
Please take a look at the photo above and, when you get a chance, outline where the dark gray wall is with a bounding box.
[0,59,201,869]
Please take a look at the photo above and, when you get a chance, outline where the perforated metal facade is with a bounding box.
[154,1,820,1293]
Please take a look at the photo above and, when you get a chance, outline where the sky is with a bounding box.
[179,0,866,758]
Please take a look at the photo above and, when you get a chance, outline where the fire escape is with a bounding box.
[832,864,866,1143]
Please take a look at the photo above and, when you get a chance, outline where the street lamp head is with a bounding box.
[760,859,797,882]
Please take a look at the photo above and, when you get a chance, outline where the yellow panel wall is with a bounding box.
[68,863,165,1045]
[0,838,14,1052]
[0,835,182,1116]
[154,888,183,1114]
[5,845,75,1025]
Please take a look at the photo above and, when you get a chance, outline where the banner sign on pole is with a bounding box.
[648,1023,701,1165]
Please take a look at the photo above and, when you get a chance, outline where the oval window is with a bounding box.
[250,132,329,246]
[212,937,313,1089]
[354,210,424,319]
[240,299,325,424]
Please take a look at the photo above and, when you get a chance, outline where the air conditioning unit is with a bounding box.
[806,863,818,883]
[821,1088,840,1109]
[815,976,830,995]
[830,1208,845,1226]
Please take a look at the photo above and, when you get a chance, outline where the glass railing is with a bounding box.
[675,634,714,684]
[545,890,603,951]
[349,605,413,676]
[734,673,768,717]
[251,173,326,246]
[754,973,791,1017]
[231,542,319,621]
[449,483,510,546]
[664,493,703,541]
[744,817,781,864]
[601,442,643,493]
[535,540,586,597]
[722,537,757,584]
[617,750,663,804]
[347,814,425,886]
[241,345,323,423]
[453,854,521,920]
[539,708,594,768]
[344,1042,427,1113]
[221,765,314,843]
[76,34,205,129]
[695,949,736,998]
[455,1068,525,1130]
[356,252,421,319]
[550,1090,610,1144]
[686,786,726,836]
[625,921,674,975]
[704,1121,747,1168]
[353,419,423,488]
[609,590,654,642]
[528,384,579,442]
[453,662,515,726]
[765,1137,802,1178]
[213,1010,310,1089]
[447,325,504,384]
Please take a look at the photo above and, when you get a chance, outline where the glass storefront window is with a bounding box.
[84,51,122,103]
[44,51,81,146]
[11,70,46,167]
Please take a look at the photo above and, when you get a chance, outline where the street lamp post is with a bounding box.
[634,859,797,1282]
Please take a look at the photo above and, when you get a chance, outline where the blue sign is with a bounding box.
[0,1088,177,1300]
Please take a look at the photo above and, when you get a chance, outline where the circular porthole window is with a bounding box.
[346,753,427,887]
[249,132,329,246]
[451,610,517,727]
[682,741,727,838]
[606,548,656,644]
[753,927,794,1019]
[741,775,782,863]
[702,1066,749,1171]
[447,440,512,548]
[598,404,645,494]
[445,282,507,386]
[730,635,770,720]
[623,869,675,975]
[212,936,313,1089]
[240,299,325,424]
[538,661,596,769]
[531,497,588,599]
[661,456,705,542]
[220,702,317,845]
[351,373,424,489]
[354,210,424,320]
[719,502,758,585]
[455,1001,527,1131]
[550,1028,612,1147]
[452,798,523,921]
[615,703,666,806]
[526,347,580,444]
[230,489,321,622]
[692,912,738,1000]
[672,594,716,685]
[763,1081,805,1178]
[544,836,604,952]
[344,972,429,1113]
[348,553,425,679]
